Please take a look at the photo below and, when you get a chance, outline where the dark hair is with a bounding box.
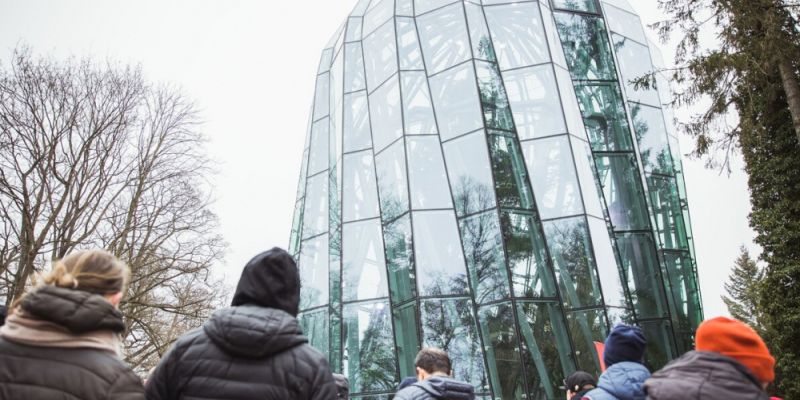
[415,347,452,375]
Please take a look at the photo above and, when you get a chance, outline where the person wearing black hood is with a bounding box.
[394,347,475,400]
[145,248,337,400]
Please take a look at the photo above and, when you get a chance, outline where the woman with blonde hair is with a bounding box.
[0,250,144,399]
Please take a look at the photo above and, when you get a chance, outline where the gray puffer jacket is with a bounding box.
[394,376,475,400]
[583,362,650,400]
[644,351,770,400]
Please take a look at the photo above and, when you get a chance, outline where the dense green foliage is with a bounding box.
[722,247,764,333]
[656,0,800,396]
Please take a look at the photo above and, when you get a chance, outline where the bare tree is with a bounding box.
[0,47,226,373]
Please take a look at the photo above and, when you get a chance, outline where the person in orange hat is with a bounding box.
[644,317,779,400]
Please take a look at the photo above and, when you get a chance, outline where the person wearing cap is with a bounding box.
[563,371,596,400]
[645,317,780,400]
[582,324,650,400]
[146,248,337,400]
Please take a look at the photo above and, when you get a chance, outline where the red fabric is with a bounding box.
[695,317,775,384]
[594,341,606,372]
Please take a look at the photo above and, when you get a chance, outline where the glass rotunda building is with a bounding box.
[289,0,703,398]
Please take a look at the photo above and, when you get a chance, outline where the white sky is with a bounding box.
[0,0,755,319]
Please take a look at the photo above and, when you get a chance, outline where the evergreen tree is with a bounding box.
[721,247,764,332]
[654,0,800,396]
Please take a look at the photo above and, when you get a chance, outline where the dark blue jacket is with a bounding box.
[583,362,650,400]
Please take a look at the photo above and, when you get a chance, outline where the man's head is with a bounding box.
[562,371,596,398]
[603,324,647,368]
[414,348,452,381]
[695,317,775,386]
[231,248,301,316]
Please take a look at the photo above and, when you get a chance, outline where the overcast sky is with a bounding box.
[0,0,755,318]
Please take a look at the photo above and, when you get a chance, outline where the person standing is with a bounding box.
[394,347,474,400]
[145,247,337,400]
[582,325,650,400]
[645,317,779,400]
[0,250,144,399]
[563,371,597,400]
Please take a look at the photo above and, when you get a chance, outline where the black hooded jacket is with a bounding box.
[393,376,475,400]
[0,286,144,400]
[145,248,337,400]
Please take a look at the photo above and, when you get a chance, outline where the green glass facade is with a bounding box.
[289,0,703,398]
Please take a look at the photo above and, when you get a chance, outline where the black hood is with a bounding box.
[203,305,307,359]
[413,377,474,399]
[21,285,125,334]
[231,247,300,316]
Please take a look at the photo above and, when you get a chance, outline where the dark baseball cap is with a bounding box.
[560,371,596,392]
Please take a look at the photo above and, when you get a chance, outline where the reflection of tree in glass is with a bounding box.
[479,305,525,398]
[345,303,398,393]
[460,210,511,304]
[518,302,575,399]
[421,299,488,392]
[382,215,416,302]
[631,104,673,173]
[453,175,495,216]
[566,309,605,374]
[546,220,600,308]
[554,13,615,81]
[477,58,514,131]
[489,135,535,210]
[477,35,497,62]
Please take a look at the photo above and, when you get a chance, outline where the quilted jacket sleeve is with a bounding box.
[107,369,146,400]
[145,336,191,400]
[309,353,338,400]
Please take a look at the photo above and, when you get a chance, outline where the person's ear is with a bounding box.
[105,291,123,308]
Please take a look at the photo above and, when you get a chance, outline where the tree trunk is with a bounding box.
[778,58,800,145]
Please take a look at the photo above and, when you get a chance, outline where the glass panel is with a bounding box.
[393,303,421,377]
[555,66,587,139]
[587,217,626,307]
[662,251,702,334]
[302,172,329,238]
[478,303,525,399]
[616,233,667,319]
[343,92,372,153]
[369,75,403,152]
[363,0,395,36]
[343,301,398,393]
[297,147,310,197]
[375,139,409,221]
[314,72,331,119]
[484,3,549,70]
[299,234,330,310]
[488,133,535,210]
[574,83,633,152]
[318,49,333,75]
[543,217,604,308]
[570,137,604,218]
[476,61,514,131]
[443,130,497,217]
[540,2,568,68]
[397,0,414,16]
[648,175,689,250]
[551,0,600,13]
[522,135,583,220]
[289,200,304,255]
[464,2,495,62]
[363,20,398,92]
[345,42,367,92]
[415,0,458,16]
[640,319,676,371]
[351,0,372,16]
[632,103,674,174]
[309,118,330,176]
[604,5,647,47]
[417,3,471,74]
[566,308,607,375]
[605,306,632,326]
[343,220,389,302]
[384,214,416,303]
[554,12,616,81]
[613,34,660,106]
[406,136,453,210]
[413,210,469,296]
[503,65,566,140]
[429,62,483,140]
[401,71,438,134]
[460,210,511,304]
[343,151,380,222]
[300,309,329,355]
[501,211,557,298]
[397,18,425,70]
[518,302,576,398]
[346,16,364,42]
[420,298,488,391]
[594,154,649,230]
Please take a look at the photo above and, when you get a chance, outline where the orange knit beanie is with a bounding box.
[695,317,775,384]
